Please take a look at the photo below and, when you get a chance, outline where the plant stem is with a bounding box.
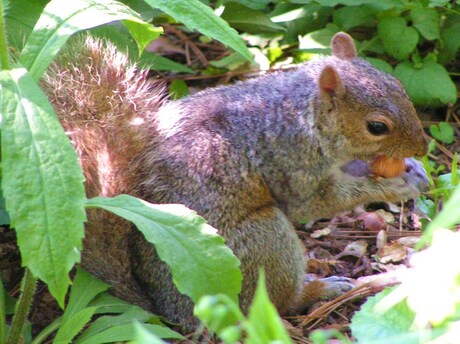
[6,268,37,344]
[0,0,10,70]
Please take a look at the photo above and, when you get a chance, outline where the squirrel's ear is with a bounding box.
[318,65,343,96]
[331,32,357,60]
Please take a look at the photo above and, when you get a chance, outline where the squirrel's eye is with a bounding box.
[367,121,389,136]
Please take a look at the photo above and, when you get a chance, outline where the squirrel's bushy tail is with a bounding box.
[42,36,166,308]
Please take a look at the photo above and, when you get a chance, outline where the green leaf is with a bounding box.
[75,307,183,343]
[54,307,97,344]
[298,23,340,50]
[61,269,109,326]
[378,16,418,60]
[0,68,86,307]
[440,23,460,62]
[394,59,457,107]
[429,122,455,144]
[246,272,293,344]
[130,323,169,344]
[210,52,248,70]
[410,7,440,40]
[122,20,163,56]
[221,2,285,34]
[4,0,46,50]
[221,0,272,11]
[169,80,189,100]
[333,5,376,31]
[142,0,252,61]
[76,307,150,342]
[86,195,242,304]
[139,52,194,73]
[351,288,419,343]
[78,323,182,343]
[416,195,436,221]
[194,294,244,339]
[19,0,152,81]
[0,191,11,225]
[89,293,144,314]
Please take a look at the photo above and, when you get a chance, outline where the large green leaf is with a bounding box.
[378,16,418,60]
[19,0,157,81]
[142,0,252,61]
[394,58,457,107]
[410,7,440,40]
[0,68,86,307]
[86,195,242,304]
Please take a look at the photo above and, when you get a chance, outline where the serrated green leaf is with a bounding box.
[54,307,98,344]
[333,5,376,30]
[19,0,152,81]
[142,0,252,61]
[61,269,109,326]
[394,59,457,107]
[429,122,455,144]
[86,195,242,304]
[246,272,293,344]
[411,7,440,40]
[0,68,86,307]
[221,2,285,34]
[378,16,418,60]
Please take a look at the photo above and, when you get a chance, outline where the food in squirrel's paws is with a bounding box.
[370,155,406,178]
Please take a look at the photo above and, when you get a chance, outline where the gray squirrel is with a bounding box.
[43,32,428,330]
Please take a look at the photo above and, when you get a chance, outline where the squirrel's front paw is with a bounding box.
[378,158,428,200]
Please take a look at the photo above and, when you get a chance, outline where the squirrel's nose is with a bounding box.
[414,133,429,158]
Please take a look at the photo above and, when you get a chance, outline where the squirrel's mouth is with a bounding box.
[340,156,408,179]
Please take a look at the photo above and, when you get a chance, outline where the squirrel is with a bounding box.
[42,32,429,330]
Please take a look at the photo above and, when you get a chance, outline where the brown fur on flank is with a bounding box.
[43,33,428,331]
